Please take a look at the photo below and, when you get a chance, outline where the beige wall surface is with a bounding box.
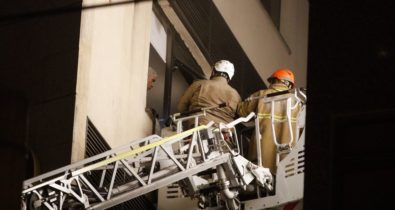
[73,0,153,161]
[213,0,309,88]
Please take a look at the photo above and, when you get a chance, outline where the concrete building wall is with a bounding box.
[213,0,309,88]
[73,0,153,161]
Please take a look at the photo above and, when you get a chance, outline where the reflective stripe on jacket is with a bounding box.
[237,83,300,174]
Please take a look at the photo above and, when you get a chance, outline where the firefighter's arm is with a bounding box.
[237,91,260,117]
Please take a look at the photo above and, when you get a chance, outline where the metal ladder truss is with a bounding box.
[21,115,270,210]
[22,125,206,209]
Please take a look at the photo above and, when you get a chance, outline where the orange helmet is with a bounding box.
[267,68,295,87]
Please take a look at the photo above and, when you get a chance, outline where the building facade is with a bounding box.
[0,0,308,209]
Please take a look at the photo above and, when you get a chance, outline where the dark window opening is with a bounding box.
[148,3,206,127]
[261,0,282,29]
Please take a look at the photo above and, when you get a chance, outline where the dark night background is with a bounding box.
[305,0,395,210]
[1,0,395,209]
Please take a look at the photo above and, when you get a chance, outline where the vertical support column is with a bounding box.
[163,28,174,119]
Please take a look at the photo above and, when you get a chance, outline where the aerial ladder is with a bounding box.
[21,88,306,210]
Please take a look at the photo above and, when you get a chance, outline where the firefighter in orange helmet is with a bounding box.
[237,68,300,174]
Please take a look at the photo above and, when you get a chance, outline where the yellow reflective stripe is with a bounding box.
[72,125,207,176]
[257,113,297,122]
[237,102,250,116]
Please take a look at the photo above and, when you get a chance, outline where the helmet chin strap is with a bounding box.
[283,80,293,89]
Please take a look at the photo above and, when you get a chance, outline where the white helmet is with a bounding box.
[214,60,235,80]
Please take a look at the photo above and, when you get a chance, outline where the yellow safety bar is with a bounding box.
[72,125,207,176]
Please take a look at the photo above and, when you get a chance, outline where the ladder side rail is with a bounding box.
[72,125,208,177]
[21,128,206,209]
[23,134,161,186]
[120,153,203,165]
[22,174,67,194]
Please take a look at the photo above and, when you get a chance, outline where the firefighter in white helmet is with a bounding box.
[177,60,241,127]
